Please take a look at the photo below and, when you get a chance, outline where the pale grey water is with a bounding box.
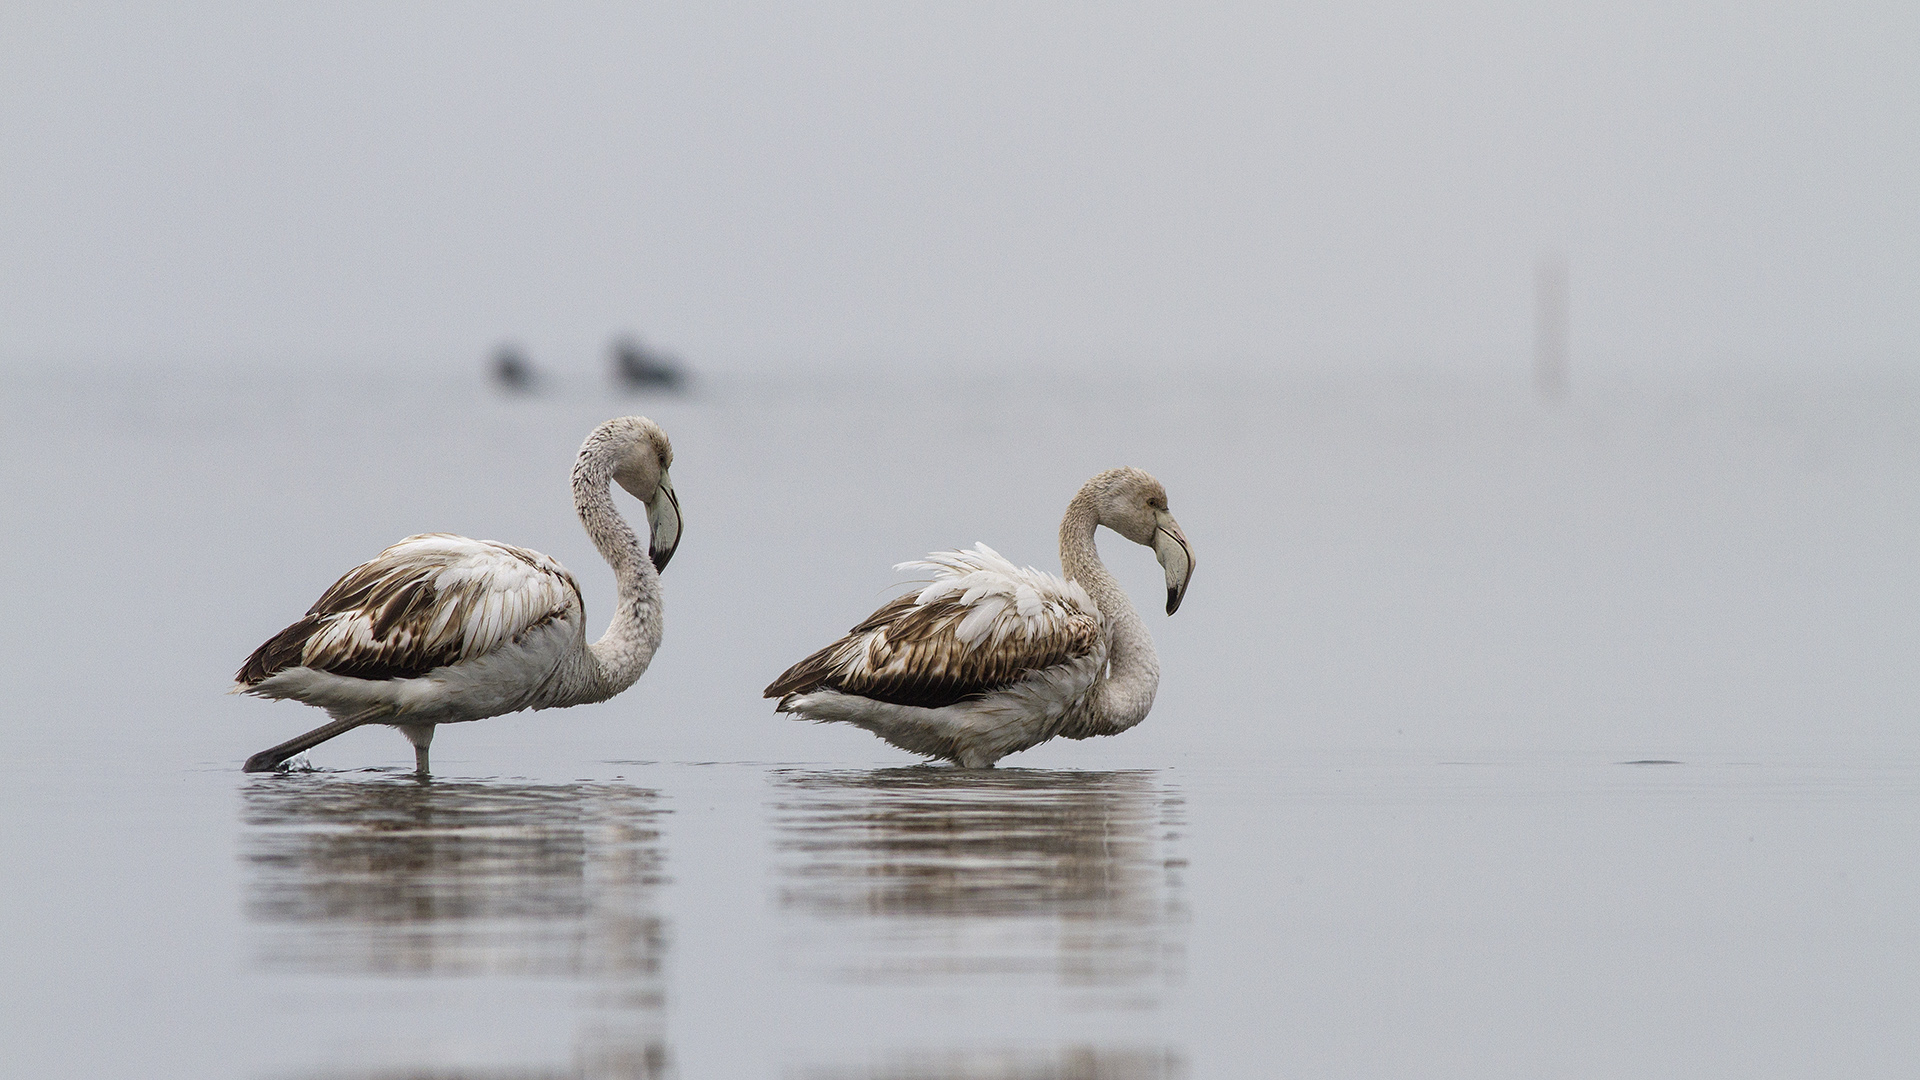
[2,363,1918,1077]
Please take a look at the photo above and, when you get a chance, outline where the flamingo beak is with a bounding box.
[646,472,682,572]
[1152,512,1193,615]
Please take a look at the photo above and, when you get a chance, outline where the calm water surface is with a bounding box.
[3,365,1918,1077]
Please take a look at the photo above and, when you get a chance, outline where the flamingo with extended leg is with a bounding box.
[765,467,1193,768]
[235,416,681,776]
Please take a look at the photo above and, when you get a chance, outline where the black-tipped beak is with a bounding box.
[1152,518,1193,616]
[646,475,682,572]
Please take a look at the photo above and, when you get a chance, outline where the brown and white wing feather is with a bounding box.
[765,543,1102,710]
[235,534,582,687]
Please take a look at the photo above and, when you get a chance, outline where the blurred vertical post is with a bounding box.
[1533,250,1569,399]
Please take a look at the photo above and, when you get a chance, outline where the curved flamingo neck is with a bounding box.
[1059,489,1160,735]
[559,436,663,704]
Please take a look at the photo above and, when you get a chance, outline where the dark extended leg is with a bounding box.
[243,715,368,773]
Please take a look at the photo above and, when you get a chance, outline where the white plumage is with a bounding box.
[291,536,575,671]
[905,544,1097,648]
[767,468,1193,768]
[236,417,681,775]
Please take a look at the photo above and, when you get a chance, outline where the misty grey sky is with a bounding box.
[1,2,1914,375]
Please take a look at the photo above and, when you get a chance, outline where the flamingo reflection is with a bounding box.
[240,776,672,1077]
[772,767,1187,1078]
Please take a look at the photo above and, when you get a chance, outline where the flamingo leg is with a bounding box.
[399,724,435,777]
[242,715,368,773]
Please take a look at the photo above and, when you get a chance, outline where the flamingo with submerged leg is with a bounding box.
[234,416,682,776]
[766,467,1193,768]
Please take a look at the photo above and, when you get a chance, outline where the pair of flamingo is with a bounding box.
[236,416,1194,775]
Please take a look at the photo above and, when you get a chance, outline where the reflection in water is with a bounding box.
[773,768,1186,1078]
[242,775,671,1079]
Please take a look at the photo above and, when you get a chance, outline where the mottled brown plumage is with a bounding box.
[765,553,1103,711]
[235,535,580,689]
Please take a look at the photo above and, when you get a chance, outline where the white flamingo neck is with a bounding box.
[1059,494,1160,734]
[561,441,664,704]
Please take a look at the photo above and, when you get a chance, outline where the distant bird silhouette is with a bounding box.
[611,335,685,392]
[492,344,536,390]
[234,417,683,776]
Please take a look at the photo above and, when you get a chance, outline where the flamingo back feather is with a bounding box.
[235,534,582,686]
[764,543,1102,710]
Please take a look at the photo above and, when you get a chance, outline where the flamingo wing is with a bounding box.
[235,534,582,686]
[765,543,1102,710]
